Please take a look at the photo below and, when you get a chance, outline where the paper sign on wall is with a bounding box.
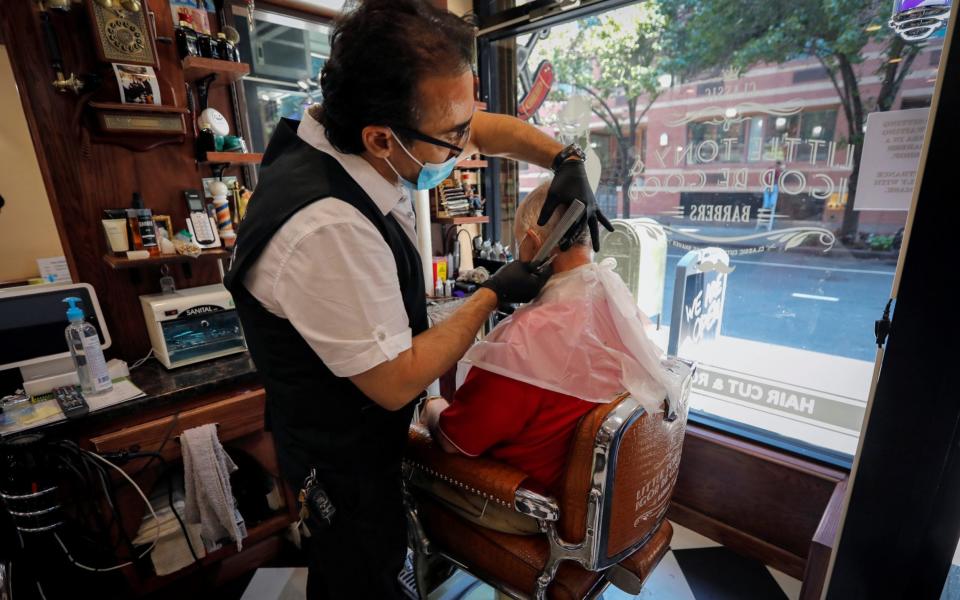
[855,107,929,211]
[37,256,72,284]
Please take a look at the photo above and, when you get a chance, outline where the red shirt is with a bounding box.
[438,367,596,494]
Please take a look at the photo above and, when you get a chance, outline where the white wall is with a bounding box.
[0,44,64,283]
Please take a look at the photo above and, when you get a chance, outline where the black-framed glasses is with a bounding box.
[392,125,464,154]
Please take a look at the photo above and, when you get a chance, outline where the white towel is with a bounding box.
[181,423,248,552]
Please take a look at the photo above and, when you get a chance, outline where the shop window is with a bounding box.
[796,109,838,163]
[482,0,946,465]
[902,96,933,109]
[232,7,332,153]
[686,120,748,164]
[793,66,830,83]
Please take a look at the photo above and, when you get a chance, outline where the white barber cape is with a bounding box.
[457,260,682,414]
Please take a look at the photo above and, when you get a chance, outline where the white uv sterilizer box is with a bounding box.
[140,284,246,369]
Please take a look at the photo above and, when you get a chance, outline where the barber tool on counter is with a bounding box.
[140,284,246,369]
[0,434,63,535]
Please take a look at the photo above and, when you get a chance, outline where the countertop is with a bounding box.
[4,298,473,440]
[1,352,260,439]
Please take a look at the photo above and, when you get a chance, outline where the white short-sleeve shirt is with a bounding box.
[244,112,419,378]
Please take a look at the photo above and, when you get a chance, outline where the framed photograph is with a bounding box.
[112,63,162,106]
[153,215,174,239]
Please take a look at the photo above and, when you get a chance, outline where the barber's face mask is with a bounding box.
[385,129,459,191]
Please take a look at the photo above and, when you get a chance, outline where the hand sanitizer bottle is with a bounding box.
[63,297,113,396]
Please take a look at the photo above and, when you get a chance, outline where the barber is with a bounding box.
[223,1,611,597]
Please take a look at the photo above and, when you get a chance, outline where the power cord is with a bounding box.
[53,451,161,573]
[130,348,155,370]
[164,462,200,563]
[52,441,132,554]
[123,450,200,564]
[129,412,180,481]
[59,443,201,568]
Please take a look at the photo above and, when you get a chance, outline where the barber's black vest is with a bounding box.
[224,118,428,487]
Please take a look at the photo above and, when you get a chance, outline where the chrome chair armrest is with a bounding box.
[514,487,560,522]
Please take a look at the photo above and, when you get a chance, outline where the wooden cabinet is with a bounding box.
[89,389,266,461]
[73,386,297,595]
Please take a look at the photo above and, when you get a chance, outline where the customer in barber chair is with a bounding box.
[418,179,676,535]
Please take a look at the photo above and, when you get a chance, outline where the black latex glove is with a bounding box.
[481,258,553,305]
[539,159,614,252]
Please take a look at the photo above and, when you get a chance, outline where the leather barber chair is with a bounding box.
[403,357,696,600]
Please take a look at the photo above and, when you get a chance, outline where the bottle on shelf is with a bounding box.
[175,21,199,59]
[216,33,236,63]
[127,192,159,257]
[197,33,219,60]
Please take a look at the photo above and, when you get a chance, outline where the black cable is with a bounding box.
[129,413,180,480]
[82,447,165,560]
[54,441,138,557]
[40,441,200,573]
[40,444,126,572]
[51,442,119,552]
[91,455,139,557]
[875,298,894,347]
[50,453,104,549]
[124,451,200,564]
[164,462,200,563]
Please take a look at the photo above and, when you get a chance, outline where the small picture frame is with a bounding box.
[153,215,174,239]
[113,63,162,106]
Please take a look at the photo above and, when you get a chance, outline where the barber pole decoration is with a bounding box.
[212,196,234,236]
[209,180,234,236]
[518,60,554,121]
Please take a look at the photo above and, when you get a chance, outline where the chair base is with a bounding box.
[406,492,672,600]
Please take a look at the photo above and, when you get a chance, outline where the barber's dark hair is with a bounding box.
[317,0,476,154]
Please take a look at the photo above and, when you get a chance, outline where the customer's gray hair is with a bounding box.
[514,179,590,248]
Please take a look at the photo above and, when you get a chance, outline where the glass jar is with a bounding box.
[197,33,219,60]
[216,33,236,63]
[175,22,199,59]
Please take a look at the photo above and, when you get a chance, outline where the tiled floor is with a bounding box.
[240,521,801,599]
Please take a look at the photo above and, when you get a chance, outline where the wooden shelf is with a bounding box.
[103,248,230,270]
[197,513,292,567]
[88,101,188,114]
[129,512,294,595]
[456,159,488,169]
[203,152,263,164]
[181,56,250,84]
[433,216,489,225]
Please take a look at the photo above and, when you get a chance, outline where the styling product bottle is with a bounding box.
[102,209,130,254]
[127,193,159,257]
[175,21,199,59]
[216,33,235,63]
[63,297,112,396]
[198,32,220,59]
